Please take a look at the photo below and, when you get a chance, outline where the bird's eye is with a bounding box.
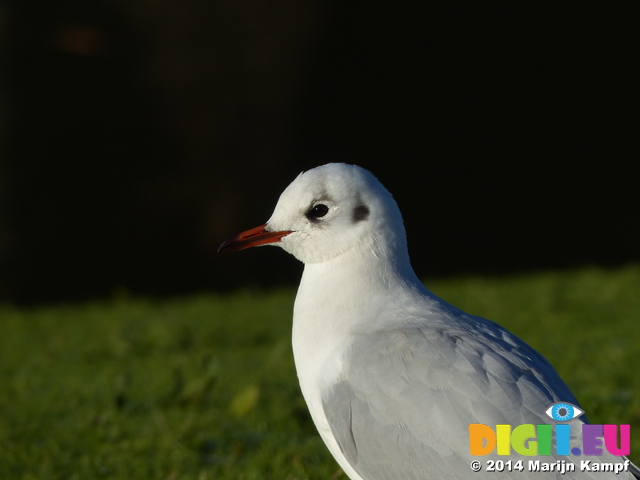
[307,204,329,220]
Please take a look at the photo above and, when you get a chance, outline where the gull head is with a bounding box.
[218,163,408,264]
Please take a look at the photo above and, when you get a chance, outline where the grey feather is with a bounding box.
[323,313,634,479]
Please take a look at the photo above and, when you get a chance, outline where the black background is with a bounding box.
[1,1,638,304]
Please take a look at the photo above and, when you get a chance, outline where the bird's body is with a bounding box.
[219,163,638,479]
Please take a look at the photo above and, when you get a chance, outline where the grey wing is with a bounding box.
[322,319,635,480]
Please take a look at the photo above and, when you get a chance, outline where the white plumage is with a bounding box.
[219,163,638,479]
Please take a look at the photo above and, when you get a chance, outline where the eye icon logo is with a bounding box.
[545,402,584,422]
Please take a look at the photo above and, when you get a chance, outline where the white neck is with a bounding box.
[291,242,426,393]
[289,241,447,480]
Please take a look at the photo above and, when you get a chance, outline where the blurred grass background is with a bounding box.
[1,265,639,479]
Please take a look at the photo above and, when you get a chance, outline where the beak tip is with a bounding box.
[217,237,245,254]
[217,224,293,253]
[217,238,233,253]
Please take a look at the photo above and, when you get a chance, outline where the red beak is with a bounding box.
[218,224,293,253]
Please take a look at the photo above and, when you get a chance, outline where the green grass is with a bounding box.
[1,265,639,479]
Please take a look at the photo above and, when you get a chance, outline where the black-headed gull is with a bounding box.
[219,163,638,479]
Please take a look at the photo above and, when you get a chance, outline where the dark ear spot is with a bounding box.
[352,204,369,223]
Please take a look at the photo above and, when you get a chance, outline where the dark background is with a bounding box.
[0,1,638,304]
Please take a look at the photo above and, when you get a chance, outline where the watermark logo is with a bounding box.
[469,402,630,457]
[545,402,583,422]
